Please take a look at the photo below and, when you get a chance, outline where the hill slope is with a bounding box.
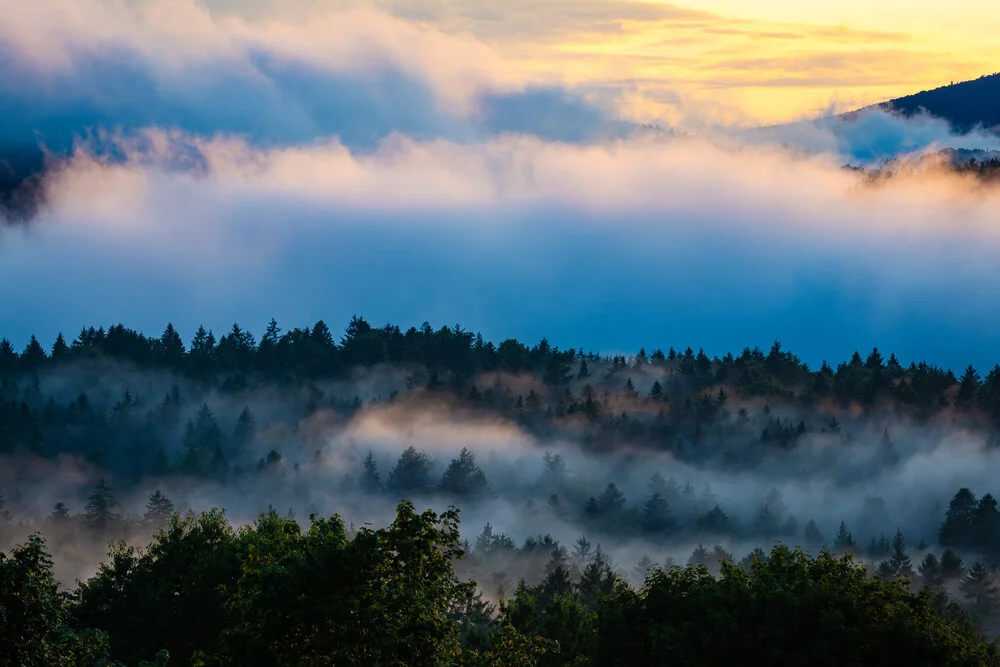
[849,72,1000,132]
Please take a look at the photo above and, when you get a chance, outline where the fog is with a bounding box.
[3,0,1000,601]
[1,350,997,594]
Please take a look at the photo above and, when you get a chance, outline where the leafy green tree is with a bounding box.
[210,502,474,666]
[0,534,113,666]
[73,509,240,665]
[592,545,1000,666]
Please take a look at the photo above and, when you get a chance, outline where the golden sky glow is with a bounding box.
[378,0,1000,126]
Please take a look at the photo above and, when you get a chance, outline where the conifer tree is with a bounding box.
[84,477,120,532]
[439,448,490,500]
[361,451,381,493]
[144,490,175,531]
[386,446,433,496]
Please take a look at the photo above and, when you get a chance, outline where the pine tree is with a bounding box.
[641,493,675,534]
[633,555,656,583]
[961,562,1000,622]
[804,519,824,547]
[84,477,120,532]
[941,549,966,581]
[623,378,637,397]
[386,446,433,496]
[51,333,69,361]
[918,553,943,589]
[571,536,592,571]
[578,545,616,609]
[439,448,490,500]
[688,544,711,568]
[232,406,257,449]
[21,335,47,368]
[649,380,664,399]
[941,488,978,548]
[597,483,626,516]
[834,521,858,554]
[144,490,175,531]
[49,502,69,523]
[888,528,913,578]
[956,365,981,409]
[0,491,11,523]
[361,451,381,493]
[160,323,186,364]
[696,506,731,535]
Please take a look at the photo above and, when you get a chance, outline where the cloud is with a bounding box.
[739,107,1000,162]
[0,0,628,156]
[4,128,1000,374]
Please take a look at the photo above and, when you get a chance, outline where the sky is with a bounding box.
[2,0,1000,372]
[368,0,1000,125]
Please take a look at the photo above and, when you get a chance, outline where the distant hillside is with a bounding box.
[846,72,1000,132]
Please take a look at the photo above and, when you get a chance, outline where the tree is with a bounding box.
[919,553,944,589]
[641,493,676,535]
[623,377,637,398]
[649,380,664,399]
[755,488,786,541]
[50,333,69,361]
[696,506,732,535]
[941,549,966,582]
[160,323,186,364]
[232,406,256,449]
[386,446,434,497]
[144,490,175,532]
[597,483,626,518]
[84,477,120,533]
[49,503,69,524]
[803,519,824,547]
[440,448,491,500]
[941,488,978,548]
[361,451,382,493]
[888,528,913,579]
[956,365,981,409]
[961,562,1000,624]
[834,521,858,554]
[0,534,114,665]
[590,545,1000,666]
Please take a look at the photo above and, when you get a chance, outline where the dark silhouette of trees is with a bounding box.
[84,477,120,533]
[386,446,433,497]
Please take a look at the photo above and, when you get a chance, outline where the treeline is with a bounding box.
[4,317,1000,472]
[2,316,993,412]
[2,503,998,667]
[9,465,1000,634]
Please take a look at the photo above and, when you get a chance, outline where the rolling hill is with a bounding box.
[846,72,1000,132]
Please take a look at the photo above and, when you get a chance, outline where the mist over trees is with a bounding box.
[6,315,1000,662]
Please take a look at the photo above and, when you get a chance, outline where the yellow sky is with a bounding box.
[379,0,1000,125]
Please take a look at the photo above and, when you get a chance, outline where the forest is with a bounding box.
[4,315,1000,664]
